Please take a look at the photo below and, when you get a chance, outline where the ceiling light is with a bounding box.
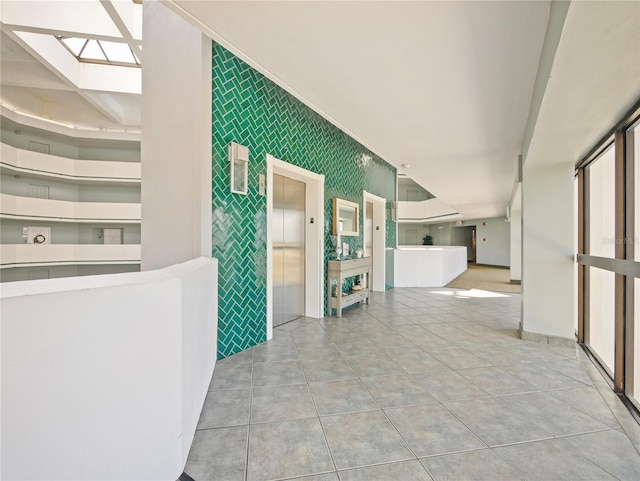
[401,163,411,169]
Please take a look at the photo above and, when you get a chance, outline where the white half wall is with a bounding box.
[1,257,218,481]
[141,0,212,270]
[394,246,467,287]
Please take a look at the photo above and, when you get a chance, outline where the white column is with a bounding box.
[141,0,212,270]
[522,160,575,342]
[510,208,522,283]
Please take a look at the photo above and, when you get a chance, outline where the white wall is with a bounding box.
[0,264,141,283]
[141,0,212,270]
[1,173,80,202]
[394,246,467,287]
[0,244,141,267]
[1,123,80,159]
[430,223,452,246]
[397,223,430,245]
[1,174,140,203]
[1,257,218,480]
[428,217,510,267]
[396,198,458,222]
[473,217,510,267]
[78,183,140,203]
[79,144,140,163]
[510,209,522,281]
[397,181,432,201]
[0,220,141,246]
[1,122,140,162]
[522,161,575,339]
[0,193,141,222]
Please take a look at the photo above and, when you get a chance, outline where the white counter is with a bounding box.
[394,246,467,287]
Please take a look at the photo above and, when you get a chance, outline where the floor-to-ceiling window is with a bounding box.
[631,120,640,409]
[587,145,616,374]
[577,103,640,412]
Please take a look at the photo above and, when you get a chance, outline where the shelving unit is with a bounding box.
[0,116,141,282]
[327,257,371,317]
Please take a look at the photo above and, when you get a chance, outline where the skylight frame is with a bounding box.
[56,35,141,68]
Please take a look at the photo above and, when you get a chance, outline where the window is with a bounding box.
[56,36,140,67]
[577,103,640,412]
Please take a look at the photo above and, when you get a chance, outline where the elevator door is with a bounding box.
[273,174,306,326]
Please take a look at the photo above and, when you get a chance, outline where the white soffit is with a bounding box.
[170,0,551,219]
[525,1,640,167]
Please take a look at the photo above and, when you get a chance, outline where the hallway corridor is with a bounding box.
[185,288,640,481]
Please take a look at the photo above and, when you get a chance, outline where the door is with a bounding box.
[103,228,123,245]
[471,228,477,263]
[273,173,306,326]
[459,226,475,263]
[366,201,374,282]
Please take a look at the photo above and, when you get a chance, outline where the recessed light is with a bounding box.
[401,163,411,169]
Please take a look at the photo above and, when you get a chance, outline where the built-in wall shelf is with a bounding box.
[0,194,141,223]
[1,144,140,185]
[0,244,141,269]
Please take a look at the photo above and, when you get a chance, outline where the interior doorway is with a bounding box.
[272,173,305,326]
[452,224,476,263]
[363,191,386,291]
[460,225,477,263]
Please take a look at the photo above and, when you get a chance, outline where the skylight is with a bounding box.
[56,36,140,67]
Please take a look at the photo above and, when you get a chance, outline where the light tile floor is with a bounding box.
[184,288,640,481]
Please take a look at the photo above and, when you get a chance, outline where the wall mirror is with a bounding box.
[333,198,359,236]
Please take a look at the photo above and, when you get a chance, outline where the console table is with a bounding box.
[327,257,371,317]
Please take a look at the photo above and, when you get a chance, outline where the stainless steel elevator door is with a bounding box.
[273,173,305,326]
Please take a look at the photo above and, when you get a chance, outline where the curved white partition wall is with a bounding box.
[0,193,141,223]
[394,246,467,287]
[1,143,141,184]
[0,244,141,268]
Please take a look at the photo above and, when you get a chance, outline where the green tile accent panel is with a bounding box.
[213,44,396,359]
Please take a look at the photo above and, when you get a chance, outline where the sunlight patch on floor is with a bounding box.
[429,288,510,299]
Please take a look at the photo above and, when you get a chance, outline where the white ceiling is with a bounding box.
[3,1,638,223]
[169,0,551,220]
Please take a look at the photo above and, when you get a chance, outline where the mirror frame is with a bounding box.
[333,198,359,236]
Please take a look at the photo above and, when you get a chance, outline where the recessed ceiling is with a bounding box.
[0,0,142,133]
[169,0,551,220]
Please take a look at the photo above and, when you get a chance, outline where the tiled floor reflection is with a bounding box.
[185,288,640,481]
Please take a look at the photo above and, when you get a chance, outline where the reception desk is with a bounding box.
[394,246,467,287]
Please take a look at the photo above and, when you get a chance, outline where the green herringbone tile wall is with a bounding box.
[213,44,396,359]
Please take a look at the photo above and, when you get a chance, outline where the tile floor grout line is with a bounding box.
[301,319,341,477]
[355,368,423,464]
[244,345,256,481]
[184,289,640,480]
